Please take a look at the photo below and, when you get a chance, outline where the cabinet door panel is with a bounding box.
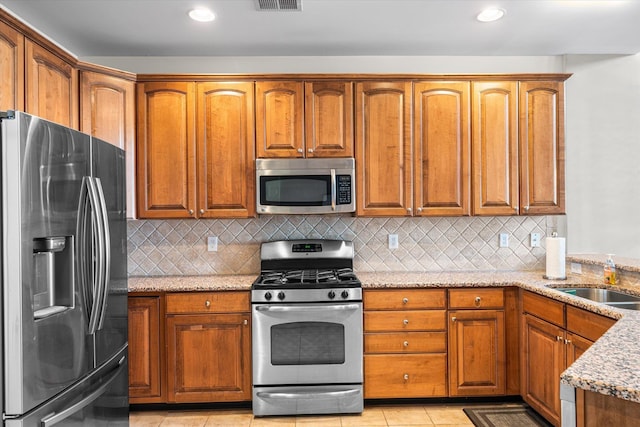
[128,296,163,402]
[197,82,255,218]
[472,81,518,215]
[519,81,565,214]
[0,20,24,111]
[448,310,505,396]
[25,39,78,128]
[137,82,196,218]
[522,314,564,426]
[256,81,304,157]
[414,81,470,216]
[304,81,354,157]
[166,314,251,402]
[355,81,412,216]
[80,71,136,218]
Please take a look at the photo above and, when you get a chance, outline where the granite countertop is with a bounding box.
[128,270,640,404]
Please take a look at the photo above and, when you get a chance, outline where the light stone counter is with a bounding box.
[128,270,640,403]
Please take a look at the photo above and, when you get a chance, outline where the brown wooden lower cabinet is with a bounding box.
[128,294,164,403]
[521,291,616,427]
[577,389,640,427]
[165,313,251,403]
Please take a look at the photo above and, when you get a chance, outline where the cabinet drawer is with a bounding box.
[566,305,615,342]
[365,332,446,354]
[364,289,446,310]
[166,292,249,314]
[522,291,564,327]
[364,354,447,398]
[364,310,446,332]
[449,288,504,309]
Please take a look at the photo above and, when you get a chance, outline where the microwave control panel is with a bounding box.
[337,175,352,205]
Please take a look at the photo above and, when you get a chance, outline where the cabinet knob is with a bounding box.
[205,300,211,307]
[244,319,248,326]
[402,297,409,304]
[403,319,409,325]
[514,206,519,212]
[297,148,303,153]
[403,374,409,381]
[417,207,423,213]
[524,206,530,212]
[407,208,412,214]
[188,209,194,215]
[308,148,314,153]
[451,316,457,322]
[403,341,409,347]
[556,335,563,342]
[199,209,205,215]
[565,339,572,345]
[474,296,481,306]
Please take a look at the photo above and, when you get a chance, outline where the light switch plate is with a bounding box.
[388,234,399,250]
[499,233,509,248]
[207,236,218,252]
[530,232,541,247]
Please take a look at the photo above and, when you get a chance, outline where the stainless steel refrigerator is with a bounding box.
[0,111,128,426]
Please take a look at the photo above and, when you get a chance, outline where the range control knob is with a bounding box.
[277,291,286,301]
[341,290,349,299]
[328,290,336,299]
[264,292,272,301]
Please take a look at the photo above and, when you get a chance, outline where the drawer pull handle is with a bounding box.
[402,298,409,304]
[403,319,409,325]
[205,300,211,307]
[474,296,481,306]
[403,374,409,381]
[403,341,409,347]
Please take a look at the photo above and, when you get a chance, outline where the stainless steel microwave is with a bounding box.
[256,158,356,214]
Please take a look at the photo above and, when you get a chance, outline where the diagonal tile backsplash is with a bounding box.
[128,215,562,276]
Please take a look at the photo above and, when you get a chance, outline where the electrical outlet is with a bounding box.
[207,236,218,252]
[388,234,399,250]
[530,232,541,247]
[499,233,509,248]
[571,262,582,274]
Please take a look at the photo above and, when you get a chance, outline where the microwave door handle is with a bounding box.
[330,169,336,211]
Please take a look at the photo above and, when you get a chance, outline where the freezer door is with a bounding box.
[5,345,129,427]
[2,112,93,415]
[90,138,128,367]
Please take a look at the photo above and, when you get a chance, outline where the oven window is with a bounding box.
[261,176,331,206]
[271,322,345,365]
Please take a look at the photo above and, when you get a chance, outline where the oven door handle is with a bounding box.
[255,304,361,312]
[256,388,361,400]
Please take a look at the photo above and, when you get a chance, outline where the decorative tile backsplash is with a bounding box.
[128,215,561,276]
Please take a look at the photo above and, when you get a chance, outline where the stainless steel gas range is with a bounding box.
[251,239,363,417]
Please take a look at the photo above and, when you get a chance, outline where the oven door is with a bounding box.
[252,302,362,386]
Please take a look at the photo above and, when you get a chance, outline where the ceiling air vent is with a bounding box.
[255,0,302,11]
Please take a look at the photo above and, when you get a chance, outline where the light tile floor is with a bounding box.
[130,403,477,427]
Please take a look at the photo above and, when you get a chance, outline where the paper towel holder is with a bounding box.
[543,232,567,280]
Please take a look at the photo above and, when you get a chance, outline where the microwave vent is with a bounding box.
[255,0,302,11]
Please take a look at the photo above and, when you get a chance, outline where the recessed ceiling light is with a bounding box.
[477,8,506,22]
[189,8,216,22]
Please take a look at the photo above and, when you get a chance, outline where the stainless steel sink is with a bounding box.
[555,287,640,309]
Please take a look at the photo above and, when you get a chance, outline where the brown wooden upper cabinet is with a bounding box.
[414,81,471,216]
[0,19,24,111]
[519,81,565,215]
[256,80,354,158]
[137,81,255,219]
[25,39,78,129]
[80,70,136,218]
[472,81,519,215]
[355,81,413,216]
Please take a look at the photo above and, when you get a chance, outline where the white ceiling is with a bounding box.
[1,0,640,58]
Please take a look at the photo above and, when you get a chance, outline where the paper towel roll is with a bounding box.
[545,236,566,280]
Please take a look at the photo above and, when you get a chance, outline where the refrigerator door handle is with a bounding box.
[76,176,93,330]
[39,356,126,427]
[93,177,111,331]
